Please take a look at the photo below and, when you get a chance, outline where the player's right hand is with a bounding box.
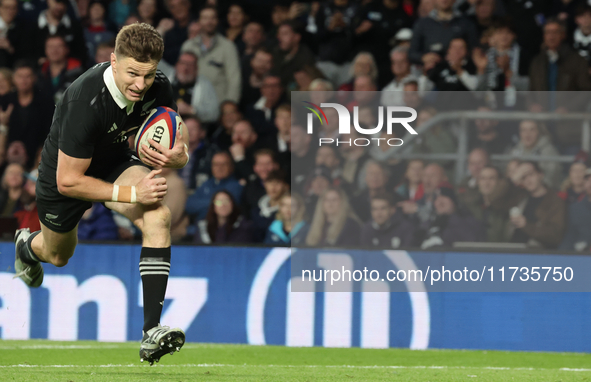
[135,169,167,205]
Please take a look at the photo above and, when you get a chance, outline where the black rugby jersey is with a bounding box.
[38,62,177,187]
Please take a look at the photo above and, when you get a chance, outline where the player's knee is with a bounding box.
[144,204,171,229]
[48,247,75,267]
[52,256,70,267]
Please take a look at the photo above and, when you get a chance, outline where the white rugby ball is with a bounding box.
[134,106,182,161]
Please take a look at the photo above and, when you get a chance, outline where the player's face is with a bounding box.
[111,53,158,102]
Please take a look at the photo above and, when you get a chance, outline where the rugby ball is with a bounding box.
[134,106,182,161]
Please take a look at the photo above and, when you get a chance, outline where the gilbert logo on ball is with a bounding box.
[135,106,181,160]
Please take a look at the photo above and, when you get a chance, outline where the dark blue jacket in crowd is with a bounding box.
[360,212,416,249]
[77,203,119,241]
[194,217,256,244]
[250,196,279,242]
[559,197,591,251]
[185,176,243,220]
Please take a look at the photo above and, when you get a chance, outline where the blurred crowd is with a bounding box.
[0,0,591,251]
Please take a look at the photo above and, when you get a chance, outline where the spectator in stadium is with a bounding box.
[241,149,279,219]
[0,67,13,98]
[381,46,417,107]
[411,107,457,171]
[272,20,316,88]
[308,79,334,106]
[507,120,562,188]
[157,0,191,66]
[559,167,591,251]
[352,160,394,221]
[473,22,530,91]
[505,158,521,181]
[367,125,408,186]
[13,169,40,231]
[270,103,291,168]
[240,47,273,111]
[169,52,219,123]
[211,101,241,151]
[457,148,490,212]
[291,123,314,192]
[269,4,290,45]
[244,74,286,137]
[552,0,579,37]
[240,21,266,62]
[346,75,379,111]
[468,106,512,155]
[94,41,114,64]
[179,115,214,192]
[230,119,271,181]
[314,145,346,186]
[468,0,500,44]
[108,0,136,28]
[427,38,481,91]
[501,161,566,248]
[264,192,308,246]
[181,5,242,103]
[224,4,247,53]
[529,19,591,92]
[408,0,478,66]
[340,130,370,187]
[395,159,425,201]
[136,0,161,27]
[0,162,23,216]
[35,0,87,64]
[416,186,485,248]
[84,0,115,66]
[314,0,358,68]
[39,35,84,103]
[360,193,415,248]
[250,170,289,242]
[398,162,451,225]
[5,140,27,168]
[573,5,591,67]
[0,0,33,67]
[185,151,242,221]
[402,80,426,109]
[463,166,509,242]
[293,64,326,92]
[5,60,53,169]
[303,165,333,213]
[557,153,588,204]
[306,187,361,247]
[77,203,119,240]
[194,190,255,244]
[338,52,378,92]
[352,0,413,87]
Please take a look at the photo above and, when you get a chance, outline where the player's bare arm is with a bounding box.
[56,149,167,204]
[140,122,190,169]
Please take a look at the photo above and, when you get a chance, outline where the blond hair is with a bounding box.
[305,187,359,246]
[115,23,164,62]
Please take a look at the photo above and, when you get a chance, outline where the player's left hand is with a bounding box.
[140,129,188,169]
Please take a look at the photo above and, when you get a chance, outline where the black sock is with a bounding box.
[139,247,171,333]
[19,231,44,265]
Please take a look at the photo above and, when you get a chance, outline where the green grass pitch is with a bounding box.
[0,340,590,381]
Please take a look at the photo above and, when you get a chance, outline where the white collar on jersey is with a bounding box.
[103,65,143,115]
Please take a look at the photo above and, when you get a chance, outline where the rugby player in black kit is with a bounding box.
[13,23,190,365]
